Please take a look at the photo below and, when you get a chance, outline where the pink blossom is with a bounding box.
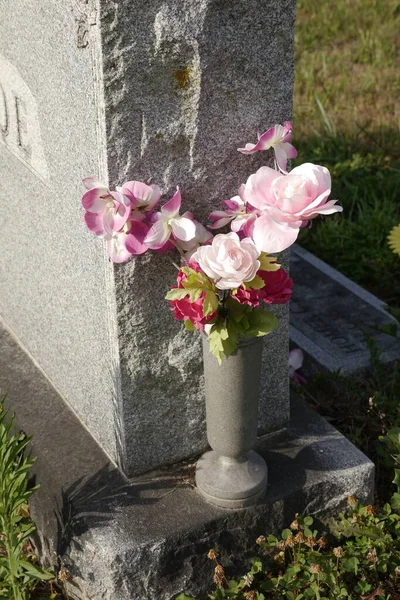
[243,163,342,253]
[144,188,197,250]
[107,231,133,263]
[209,185,258,234]
[192,232,260,290]
[238,122,297,172]
[82,178,131,238]
[233,267,293,307]
[117,180,161,212]
[209,186,247,229]
[125,220,150,255]
[178,217,213,259]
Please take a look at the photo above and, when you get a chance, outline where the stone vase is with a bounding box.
[196,334,268,508]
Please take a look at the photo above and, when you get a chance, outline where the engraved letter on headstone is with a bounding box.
[15,95,31,153]
[0,83,9,136]
[0,55,48,181]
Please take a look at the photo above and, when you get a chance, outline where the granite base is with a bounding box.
[0,322,374,600]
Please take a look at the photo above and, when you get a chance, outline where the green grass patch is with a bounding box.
[293,0,400,309]
[293,132,400,308]
[0,396,61,599]
[294,0,400,138]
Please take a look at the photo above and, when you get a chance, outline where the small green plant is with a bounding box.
[0,395,54,599]
[177,496,400,600]
[380,428,400,509]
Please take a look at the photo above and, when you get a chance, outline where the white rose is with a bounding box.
[192,232,260,290]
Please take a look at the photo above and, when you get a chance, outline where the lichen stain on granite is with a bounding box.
[173,66,191,90]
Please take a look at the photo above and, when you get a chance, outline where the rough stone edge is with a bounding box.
[292,245,399,320]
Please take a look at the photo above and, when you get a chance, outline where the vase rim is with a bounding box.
[201,330,263,349]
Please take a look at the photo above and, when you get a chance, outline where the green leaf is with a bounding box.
[391,492,400,509]
[207,318,241,364]
[223,320,241,358]
[166,268,217,308]
[393,469,400,493]
[242,275,265,291]
[245,308,279,338]
[341,556,359,575]
[259,253,280,272]
[19,559,54,581]
[225,297,248,323]
[203,290,219,316]
[182,269,216,292]
[208,321,226,365]
[281,529,292,540]
[184,320,196,331]
[304,516,314,526]
[165,288,191,301]
[250,557,263,573]
[304,587,316,597]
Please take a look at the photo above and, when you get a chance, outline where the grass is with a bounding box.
[293,0,400,310]
[0,396,63,599]
[294,0,400,137]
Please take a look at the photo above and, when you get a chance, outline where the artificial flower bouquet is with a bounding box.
[81,123,342,363]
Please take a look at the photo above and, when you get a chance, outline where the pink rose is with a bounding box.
[169,268,217,331]
[244,163,342,253]
[234,267,293,307]
[245,163,341,225]
[192,232,260,290]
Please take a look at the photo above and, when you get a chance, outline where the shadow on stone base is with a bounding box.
[0,323,374,600]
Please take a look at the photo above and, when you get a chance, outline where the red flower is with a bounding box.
[170,268,217,331]
[233,267,292,307]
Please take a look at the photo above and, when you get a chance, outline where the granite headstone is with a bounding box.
[0,0,296,476]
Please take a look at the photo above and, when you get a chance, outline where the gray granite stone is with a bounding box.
[0,0,295,475]
[0,0,118,462]
[290,245,400,375]
[0,320,374,600]
[102,0,295,473]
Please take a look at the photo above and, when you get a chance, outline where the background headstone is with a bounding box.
[290,245,400,374]
[0,0,296,475]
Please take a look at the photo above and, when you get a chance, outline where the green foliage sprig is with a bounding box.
[0,396,54,599]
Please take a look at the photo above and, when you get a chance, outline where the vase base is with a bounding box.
[195,450,268,509]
